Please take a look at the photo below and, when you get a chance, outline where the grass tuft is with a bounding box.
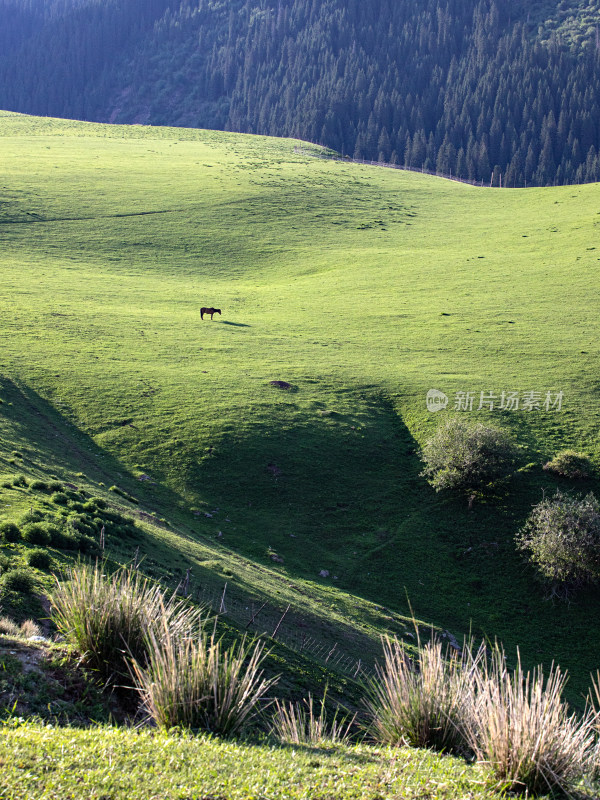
[464,645,597,795]
[364,633,480,754]
[50,561,202,683]
[131,616,277,736]
[270,692,356,745]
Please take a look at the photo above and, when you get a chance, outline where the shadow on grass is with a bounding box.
[219,320,251,327]
[0,375,201,571]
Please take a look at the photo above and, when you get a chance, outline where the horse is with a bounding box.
[201,307,222,320]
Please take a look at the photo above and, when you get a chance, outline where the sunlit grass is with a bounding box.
[1,113,600,702]
[0,720,511,800]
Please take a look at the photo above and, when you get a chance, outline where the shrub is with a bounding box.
[0,522,21,542]
[91,497,107,510]
[12,474,28,488]
[51,491,69,505]
[271,693,355,745]
[68,515,97,538]
[19,509,44,525]
[543,450,593,479]
[0,568,36,595]
[0,553,10,572]
[45,522,85,551]
[76,534,98,555]
[22,523,52,546]
[109,485,139,504]
[463,646,597,796]
[29,480,50,493]
[420,417,519,495]
[48,481,64,492]
[27,548,51,571]
[517,490,600,597]
[50,562,203,683]
[364,634,480,754]
[131,617,277,736]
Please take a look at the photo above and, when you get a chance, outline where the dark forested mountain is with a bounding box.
[2,0,600,186]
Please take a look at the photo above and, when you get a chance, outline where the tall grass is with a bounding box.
[366,635,598,795]
[465,646,597,795]
[130,617,277,736]
[364,634,480,753]
[50,562,202,683]
[588,671,600,779]
[270,692,356,745]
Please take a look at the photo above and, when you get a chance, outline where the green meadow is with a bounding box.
[1,111,600,701]
[0,721,504,800]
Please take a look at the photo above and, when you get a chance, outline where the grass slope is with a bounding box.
[0,720,510,800]
[1,112,600,701]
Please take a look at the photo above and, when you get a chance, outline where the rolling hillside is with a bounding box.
[1,112,600,703]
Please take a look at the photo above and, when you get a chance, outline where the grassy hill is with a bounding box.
[1,111,600,712]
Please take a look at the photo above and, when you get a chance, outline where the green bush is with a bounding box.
[22,523,52,546]
[91,497,107,510]
[47,524,86,551]
[47,524,72,549]
[543,450,593,479]
[19,509,44,525]
[0,522,21,543]
[0,568,36,595]
[420,417,519,495]
[51,492,69,505]
[517,490,600,597]
[29,480,50,493]
[48,481,64,492]
[27,548,51,571]
[0,553,11,573]
[69,515,97,538]
[76,534,98,555]
[12,474,28,488]
[109,485,139,504]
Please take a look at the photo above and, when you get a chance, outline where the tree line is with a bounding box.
[1,0,600,186]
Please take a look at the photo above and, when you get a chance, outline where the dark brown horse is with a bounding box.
[201,307,222,320]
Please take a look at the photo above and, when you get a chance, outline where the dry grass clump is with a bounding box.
[0,616,42,638]
[50,562,202,683]
[366,634,598,796]
[464,646,597,796]
[364,634,480,754]
[131,616,277,736]
[19,619,42,638]
[270,693,355,745]
[0,615,20,636]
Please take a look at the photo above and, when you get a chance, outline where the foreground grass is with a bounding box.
[0,721,507,800]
